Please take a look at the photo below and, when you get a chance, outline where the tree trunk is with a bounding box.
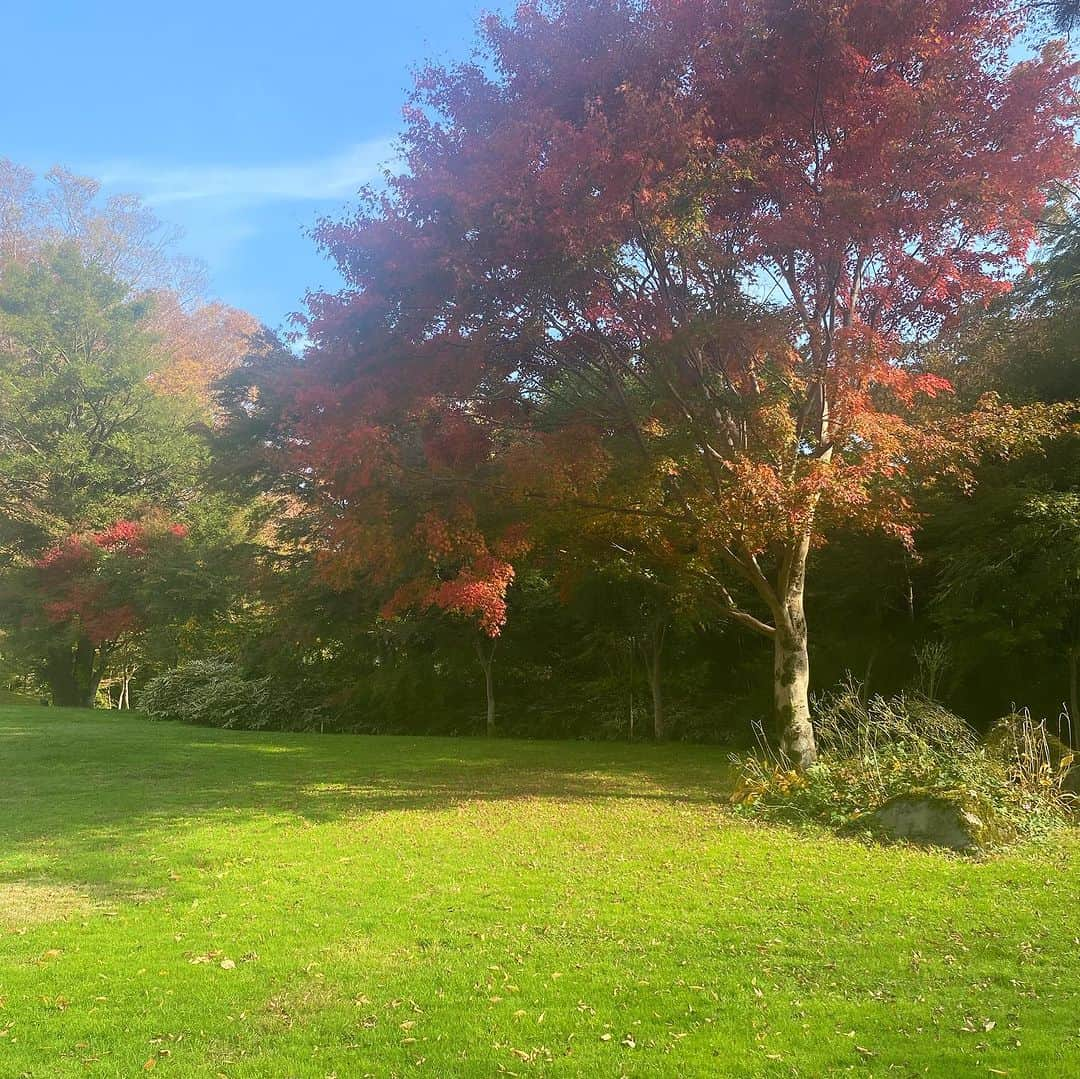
[649,660,664,741]
[484,662,496,737]
[44,637,100,707]
[475,638,497,737]
[78,638,105,708]
[640,621,667,741]
[45,662,80,707]
[774,563,817,769]
[774,626,815,768]
[120,665,136,710]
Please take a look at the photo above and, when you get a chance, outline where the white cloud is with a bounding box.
[95,138,398,206]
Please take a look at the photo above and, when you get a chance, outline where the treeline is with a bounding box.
[0,178,1074,744]
[0,164,256,707]
[1,1,1078,753]
[208,217,1080,744]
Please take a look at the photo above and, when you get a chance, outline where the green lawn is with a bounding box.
[1,707,1077,1077]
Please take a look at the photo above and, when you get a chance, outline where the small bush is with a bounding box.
[140,659,307,731]
[733,679,1073,850]
[987,708,1077,796]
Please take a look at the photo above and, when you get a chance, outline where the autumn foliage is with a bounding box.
[147,294,261,406]
[0,514,198,706]
[32,518,190,647]
[281,0,1077,762]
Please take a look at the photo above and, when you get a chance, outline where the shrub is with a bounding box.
[733,678,1073,850]
[987,708,1078,796]
[139,658,308,730]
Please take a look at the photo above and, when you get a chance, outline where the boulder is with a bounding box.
[865,790,992,852]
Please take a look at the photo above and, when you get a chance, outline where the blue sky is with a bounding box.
[2,1,508,329]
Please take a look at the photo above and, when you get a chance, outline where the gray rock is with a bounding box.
[866,792,985,852]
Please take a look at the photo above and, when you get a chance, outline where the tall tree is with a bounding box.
[0,162,202,296]
[0,245,207,560]
[146,292,260,408]
[0,161,258,406]
[285,0,1076,765]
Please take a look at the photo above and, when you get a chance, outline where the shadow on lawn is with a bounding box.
[0,708,735,864]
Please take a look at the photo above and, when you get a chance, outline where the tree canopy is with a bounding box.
[269,0,1078,764]
[0,245,208,560]
[1,5,1078,756]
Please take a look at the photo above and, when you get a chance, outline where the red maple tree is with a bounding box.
[290,0,1077,764]
[9,517,192,706]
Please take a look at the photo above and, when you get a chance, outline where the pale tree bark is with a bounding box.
[713,527,818,769]
[774,598,815,768]
[120,664,137,710]
[774,531,817,769]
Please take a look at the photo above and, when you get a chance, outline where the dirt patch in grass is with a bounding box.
[0,880,97,930]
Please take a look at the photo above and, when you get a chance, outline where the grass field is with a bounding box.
[1,706,1078,1077]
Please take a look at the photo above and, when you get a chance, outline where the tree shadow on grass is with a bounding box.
[0,708,736,878]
